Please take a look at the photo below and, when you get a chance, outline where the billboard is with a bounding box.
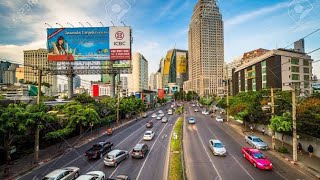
[176,51,187,74]
[158,89,165,99]
[47,27,131,61]
[163,51,173,75]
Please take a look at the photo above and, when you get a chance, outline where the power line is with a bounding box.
[284,28,320,49]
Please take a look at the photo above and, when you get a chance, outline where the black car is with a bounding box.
[85,141,113,159]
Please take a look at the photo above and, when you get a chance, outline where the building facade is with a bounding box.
[16,67,24,83]
[154,72,163,90]
[184,0,224,96]
[73,75,81,89]
[24,49,57,96]
[0,61,19,84]
[128,52,148,93]
[149,73,155,90]
[232,48,313,96]
[162,49,188,90]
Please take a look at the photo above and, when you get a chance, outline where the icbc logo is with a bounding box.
[115,31,124,40]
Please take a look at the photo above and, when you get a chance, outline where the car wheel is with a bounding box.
[100,153,103,159]
[74,172,79,179]
[253,163,257,168]
[126,154,129,159]
[102,176,105,180]
[114,162,118,167]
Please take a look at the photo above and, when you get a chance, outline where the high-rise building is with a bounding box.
[154,72,163,90]
[73,75,81,89]
[128,52,148,93]
[163,49,188,90]
[0,61,19,84]
[184,0,224,96]
[149,73,155,90]
[24,48,57,96]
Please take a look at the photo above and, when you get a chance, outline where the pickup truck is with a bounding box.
[85,141,113,159]
[245,135,268,150]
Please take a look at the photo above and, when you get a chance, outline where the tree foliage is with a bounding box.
[297,97,320,138]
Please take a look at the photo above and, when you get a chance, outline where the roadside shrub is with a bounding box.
[278,146,289,153]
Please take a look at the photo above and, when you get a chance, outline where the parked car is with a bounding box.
[43,167,80,180]
[209,139,226,156]
[242,148,272,170]
[76,171,105,180]
[146,121,153,128]
[156,115,162,120]
[131,143,149,159]
[107,175,130,180]
[142,113,148,118]
[85,141,113,159]
[104,149,129,167]
[216,116,223,122]
[143,130,155,140]
[162,117,168,123]
[245,135,268,150]
[188,117,196,124]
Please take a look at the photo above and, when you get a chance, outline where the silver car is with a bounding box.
[245,135,268,150]
[209,139,226,156]
[162,117,168,123]
[43,167,80,180]
[156,115,162,120]
[104,149,129,167]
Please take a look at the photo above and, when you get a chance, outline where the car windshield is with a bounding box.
[107,155,114,159]
[133,149,141,152]
[253,138,263,142]
[92,144,101,149]
[253,152,266,159]
[214,143,224,148]
[145,133,151,135]
[217,116,221,119]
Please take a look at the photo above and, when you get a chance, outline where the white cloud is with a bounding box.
[225,2,289,28]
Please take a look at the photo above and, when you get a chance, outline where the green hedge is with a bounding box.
[169,117,183,180]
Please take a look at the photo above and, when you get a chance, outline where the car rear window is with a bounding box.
[133,149,141,152]
[107,155,114,159]
[253,138,263,142]
[145,133,151,135]
[214,143,223,148]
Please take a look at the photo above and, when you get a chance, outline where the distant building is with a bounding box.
[232,48,313,96]
[16,67,24,83]
[128,52,148,93]
[91,82,112,97]
[184,0,224,96]
[294,39,305,53]
[241,48,270,64]
[149,73,155,90]
[24,49,57,96]
[0,61,19,84]
[154,72,163,90]
[74,87,87,94]
[73,75,81,89]
[162,49,188,90]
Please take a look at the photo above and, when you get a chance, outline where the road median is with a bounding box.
[168,117,185,180]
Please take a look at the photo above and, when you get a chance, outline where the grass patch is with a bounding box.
[169,117,183,180]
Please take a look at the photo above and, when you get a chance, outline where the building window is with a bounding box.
[291,58,299,65]
[252,78,256,91]
[303,68,309,73]
[304,82,309,88]
[303,59,309,66]
[262,75,267,81]
[262,82,267,89]
[304,75,309,80]
[291,66,300,73]
[261,61,266,66]
[292,74,300,80]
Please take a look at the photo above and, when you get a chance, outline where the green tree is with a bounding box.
[74,93,95,104]
[0,104,28,171]
[0,94,5,100]
[297,97,320,138]
[268,112,292,146]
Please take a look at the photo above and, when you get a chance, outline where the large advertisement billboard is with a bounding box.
[163,51,172,75]
[47,27,131,61]
[176,51,187,74]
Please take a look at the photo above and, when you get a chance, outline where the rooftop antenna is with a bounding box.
[45,23,52,28]
[99,22,104,27]
[79,22,85,27]
[67,22,74,27]
[56,23,63,28]
[110,21,115,26]
[86,22,92,27]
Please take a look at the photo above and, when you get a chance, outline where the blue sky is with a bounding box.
[0,0,319,85]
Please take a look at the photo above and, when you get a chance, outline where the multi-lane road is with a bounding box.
[19,105,178,180]
[183,103,313,180]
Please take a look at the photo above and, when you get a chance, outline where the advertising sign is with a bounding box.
[176,51,187,74]
[163,51,172,75]
[47,27,131,61]
[113,63,131,68]
[158,89,165,99]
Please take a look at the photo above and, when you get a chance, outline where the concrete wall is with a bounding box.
[254,124,320,158]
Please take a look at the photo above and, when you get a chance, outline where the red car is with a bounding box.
[242,147,272,170]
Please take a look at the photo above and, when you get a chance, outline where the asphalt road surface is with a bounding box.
[183,103,314,180]
[19,104,179,180]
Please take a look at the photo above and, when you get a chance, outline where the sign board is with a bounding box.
[113,63,131,68]
[47,27,131,61]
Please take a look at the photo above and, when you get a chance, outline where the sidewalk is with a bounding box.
[228,120,320,179]
[0,108,157,180]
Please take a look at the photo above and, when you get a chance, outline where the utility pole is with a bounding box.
[35,69,42,163]
[292,85,297,162]
[226,65,229,123]
[116,80,121,125]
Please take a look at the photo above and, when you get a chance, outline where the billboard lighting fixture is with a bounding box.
[67,22,74,27]
[56,23,63,28]
[45,23,52,28]
[99,22,104,27]
[110,21,115,26]
[79,22,85,27]
[86,22,92,27]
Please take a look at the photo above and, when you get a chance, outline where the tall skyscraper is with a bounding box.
[24,49,57,95]
[149,72,155,90]
[184,0,224,96]
[128,52,148,93]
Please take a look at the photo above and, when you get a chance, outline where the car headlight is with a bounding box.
[269,163,272,166]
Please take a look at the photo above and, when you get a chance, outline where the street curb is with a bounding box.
[227,120,320,179]
[7,109,159,180]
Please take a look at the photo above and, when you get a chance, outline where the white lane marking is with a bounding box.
[202,122,255,180]
[136,121,169,180]
[108,120,163,177]
[195,128,222,179]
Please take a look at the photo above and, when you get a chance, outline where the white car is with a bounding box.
[143,131,155,140]
[43,167,80,180]
[151,113,157,118]
[194,109,199,112]
[76,171,105,180]
[159,113,165,117]
[209,139,226,156]
[158,110,163,114]
[202,111,209,115]
[156,115,162,120]
[168,109,173,115]
[216,116,223,122]
[162,117,168,123]
[188,117,196,124]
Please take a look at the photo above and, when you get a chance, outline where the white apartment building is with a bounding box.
[128,52,148,93]
[184,0,224,96]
